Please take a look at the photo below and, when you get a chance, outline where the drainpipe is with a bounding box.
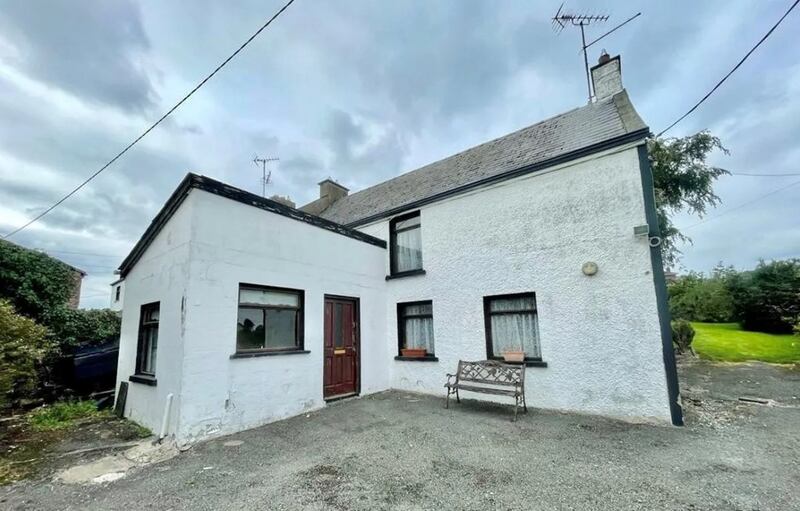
[158,393,174,443]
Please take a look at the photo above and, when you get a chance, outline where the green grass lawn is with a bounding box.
[691,322,800,364]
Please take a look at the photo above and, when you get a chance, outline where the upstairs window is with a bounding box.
[484,293,542,361]
[237,285,304,353]
[390,211,422,275]
[397,301,434,356]
[135,302,160,376]
[115,285,121,302]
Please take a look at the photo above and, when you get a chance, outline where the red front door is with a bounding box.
[323,296,359,399]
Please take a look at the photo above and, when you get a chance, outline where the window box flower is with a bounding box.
[502,350,525,363]
[401,348,427,358]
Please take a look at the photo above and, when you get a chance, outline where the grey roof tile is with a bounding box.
[318,91,647,226]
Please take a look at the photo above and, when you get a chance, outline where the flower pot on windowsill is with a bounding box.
[401,348,427,358]
[502,351,525,363]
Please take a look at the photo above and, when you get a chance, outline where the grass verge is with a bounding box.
[692,322,800,364]
[28,401,101,431]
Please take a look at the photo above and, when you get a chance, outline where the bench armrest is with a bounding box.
[445,373,457,384]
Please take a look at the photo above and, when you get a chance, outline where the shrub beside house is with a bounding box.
[0,239,121,406]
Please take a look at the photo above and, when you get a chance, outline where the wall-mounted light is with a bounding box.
[582,261,599,276]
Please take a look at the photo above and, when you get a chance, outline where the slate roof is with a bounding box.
[317,91,648,226]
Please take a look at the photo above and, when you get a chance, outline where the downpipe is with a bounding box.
[157,393,174,444]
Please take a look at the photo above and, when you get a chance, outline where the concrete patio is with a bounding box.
[3,359,799,510]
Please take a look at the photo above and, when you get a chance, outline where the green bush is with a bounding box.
[668,266,736,323]
[729,259,800,334]
[0,240,78,324]
[28,400,100,431]
[0,300,52,408]
[45,307,120,349]
[671,319,695,355]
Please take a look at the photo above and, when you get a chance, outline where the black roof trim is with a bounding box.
[345,127,650,228]
[118,173,386,277]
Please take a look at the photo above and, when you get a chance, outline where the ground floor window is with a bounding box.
[237,285,304,352]
[136,302,160,376]
[397,301,434,355]
[484,293,541,360]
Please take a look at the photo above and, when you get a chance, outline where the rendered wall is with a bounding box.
[114,198,193,435]
[357,144,673,423]
[176,190,388,443]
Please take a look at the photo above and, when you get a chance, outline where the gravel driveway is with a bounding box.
[3,358,799,510]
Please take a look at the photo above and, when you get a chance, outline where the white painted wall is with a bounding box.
[117,142,671,443]
[109,279,124,311]
[358,143,672,423]
[175,191,388,443]
[115,198,194,435]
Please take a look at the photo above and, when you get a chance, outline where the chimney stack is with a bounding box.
[590,51,623,101]
[299,177,349,215]
[318,178,348,203]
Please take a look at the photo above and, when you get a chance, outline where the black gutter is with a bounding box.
[118,173,386,277]
[345,127,651,228]
[636,144,683,426]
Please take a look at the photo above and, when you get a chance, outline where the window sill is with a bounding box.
[129,374,157,386]
[386,269,426,281]
[489,357,548,368]
[394,355,439,362]
[230,349,310,359]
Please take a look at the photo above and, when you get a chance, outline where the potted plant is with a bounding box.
[502,347,525,363]
[401,346,427,358]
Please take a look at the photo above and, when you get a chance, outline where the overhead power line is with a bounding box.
[729,171,800,177]
[1,0,297,240]
[683,178,800,230]
[657,0,799,137]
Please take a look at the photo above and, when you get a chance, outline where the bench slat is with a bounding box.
[447,384,520,397]
[457,376,519,386]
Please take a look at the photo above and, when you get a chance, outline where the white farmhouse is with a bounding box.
[114,54,682,445]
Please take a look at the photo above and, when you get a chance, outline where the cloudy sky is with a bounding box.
[1,0,798,308]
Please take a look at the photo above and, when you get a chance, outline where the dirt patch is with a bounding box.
[1,412,151,485]
[54,439,178,485]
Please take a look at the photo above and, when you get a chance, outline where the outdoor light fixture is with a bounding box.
[582,261,599,276]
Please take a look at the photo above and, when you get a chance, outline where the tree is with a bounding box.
[648,131,729,267]
[729,259,800,334]
[46,306,121,349]
[0,300,52,408]
[668,264,736,323]
[0,239,77,324]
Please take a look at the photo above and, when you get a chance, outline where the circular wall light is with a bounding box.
[582,261,599,276]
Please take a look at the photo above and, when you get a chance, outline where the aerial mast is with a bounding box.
[552,4,609,103]
[252,155,280,197]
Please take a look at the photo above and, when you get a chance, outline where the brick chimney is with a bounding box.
[590,51,623,101]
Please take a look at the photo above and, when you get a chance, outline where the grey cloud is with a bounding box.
[321,109,407,189]
[0,0,156,111]
[0,0,798,309]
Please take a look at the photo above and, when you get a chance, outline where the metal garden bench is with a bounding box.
[444,360,527,420]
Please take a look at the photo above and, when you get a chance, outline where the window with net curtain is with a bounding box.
[236,285,304,352]
[397,301,434,354]
[484,293,541,360]
[390,211,423,274]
